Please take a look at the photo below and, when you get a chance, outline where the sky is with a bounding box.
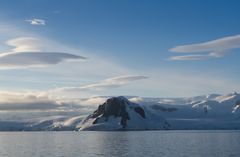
[0,0,240,100]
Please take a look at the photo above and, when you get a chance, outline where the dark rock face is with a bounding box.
[88,96,146,128]
[134,107,146,118]
[102,97,129,118]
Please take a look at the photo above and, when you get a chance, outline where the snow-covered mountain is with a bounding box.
[0,92,240,131]
[140,92,240,130]
[79,96,170,131]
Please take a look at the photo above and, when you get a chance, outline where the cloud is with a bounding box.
[54,75,148,92]
[80,75,148,90]
[6,37,43,52]
[0,91,59,110]
[0,20,147,98]
[0,37,86,69]
[26,19,46,26]
[0,52,85,69]
[169,34,240,60]
[169,54,211,61]
[0,91,105,113]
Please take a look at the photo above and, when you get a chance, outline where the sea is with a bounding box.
[0,130,239,157]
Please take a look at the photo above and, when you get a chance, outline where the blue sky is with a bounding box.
[0,0,240,98]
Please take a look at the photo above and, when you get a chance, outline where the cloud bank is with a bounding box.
[0,91,106,116]
[169,34,240,60]
[0,92,58,110]
[0,91,102,111]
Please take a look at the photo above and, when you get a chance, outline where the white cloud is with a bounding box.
[26,19,46,26]
[6,37,43,52]
[169,34,240,60]
[0,37,86,69]
[54,75,148,92]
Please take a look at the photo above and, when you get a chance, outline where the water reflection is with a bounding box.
[0,131,239,157]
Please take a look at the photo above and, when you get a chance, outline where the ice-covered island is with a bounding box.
[1,92,240,131]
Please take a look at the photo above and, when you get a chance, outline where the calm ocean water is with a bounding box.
[0,131,239,157]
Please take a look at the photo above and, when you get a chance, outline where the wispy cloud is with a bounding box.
[55,75,148,92]
[169,34,240,60]
[26,19,46,26]
[169,54,211,61]
[0,37,86,69]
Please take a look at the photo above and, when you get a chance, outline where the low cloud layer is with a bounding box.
[169,34,240,60]
[0,91,107,124]
[26,19,46,26]
[0,37,86,69]
[0,91,101,112]
[0,92,59,110]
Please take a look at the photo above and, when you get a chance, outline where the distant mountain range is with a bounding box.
[0,92,240,131]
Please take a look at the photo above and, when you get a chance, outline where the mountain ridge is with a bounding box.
[0,92,240,131]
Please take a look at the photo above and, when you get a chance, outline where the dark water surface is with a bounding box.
[0,131,239,157]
